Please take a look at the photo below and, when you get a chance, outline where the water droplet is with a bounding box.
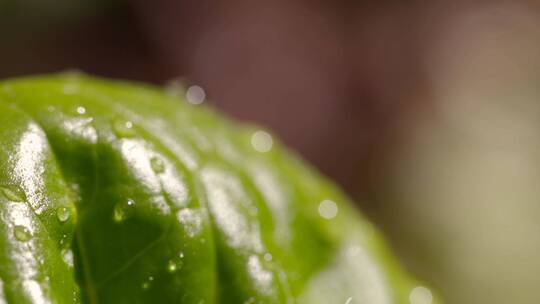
[264,253,273,262]
[251,130,273,153]
[76,106,86,115]
[113,199,135,223]
[167,259,183,273]
[167,251,185,273]
[113,120,136,138]
[14,225,31,242]
[167,260,177,273]
[409,286,433,304]
[56,206,71,223]
[318,199,338,220]
[150,157,165,173]
[186,85,206,105]
[1,186,26,202]
[62,249,74,267]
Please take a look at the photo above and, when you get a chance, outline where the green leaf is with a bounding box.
[0,74,438,303]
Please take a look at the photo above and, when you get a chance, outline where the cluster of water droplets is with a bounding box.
[141,276,154,290]
[1,185,30,242]
[109,116,191,290]
[110,116,169,223]
[4,79,211,300]
[59,84,285,300]
[167,251,185,274]
[0,181,75,280]
[57,202,74,269]
[138,250,186,292]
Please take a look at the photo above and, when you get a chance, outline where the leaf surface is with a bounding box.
[0,75,435,304]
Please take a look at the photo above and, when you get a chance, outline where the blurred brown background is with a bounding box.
[2,1,540,303]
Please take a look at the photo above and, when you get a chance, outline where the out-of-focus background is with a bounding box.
[2,1,540,303]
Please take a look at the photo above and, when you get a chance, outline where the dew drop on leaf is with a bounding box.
[113,199,135,223]
[167,251,186,273]
[167,259,181,273]
[56,206,71,223]
[13,225,31,242]
[150,157,165,174]
[113,120,136,138]
[76,106,86,115]
[1,186,26,202]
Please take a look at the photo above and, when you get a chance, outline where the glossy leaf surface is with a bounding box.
[0,75,435,304]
